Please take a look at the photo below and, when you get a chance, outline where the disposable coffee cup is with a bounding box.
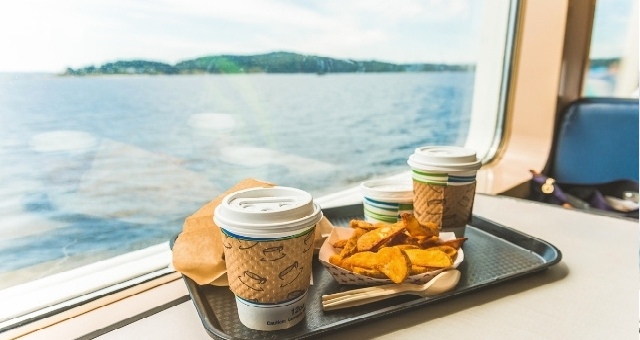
[407,146,482,237]
[360,179,413,224]
[213,186,322,331]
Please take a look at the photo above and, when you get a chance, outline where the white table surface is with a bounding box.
[97,194,639,340]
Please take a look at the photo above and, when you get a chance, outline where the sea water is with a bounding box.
[0,72,474,287]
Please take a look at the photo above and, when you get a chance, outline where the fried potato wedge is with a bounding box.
[342,250,378,270]
[433,245,458,259]
[376,247,411,283]
[393,244,420,251]
[328,254,344,267]
[404,248,453,268]
[352,266,386,279]
[339,228,366,259]
[378,231,410,248]
[415,235,441,249]
[437,237,468,250]
[349,219,378,231]
[401,213,439,238]
[410,265,440,275]
[356,222,406,252]
[342,247,411,283]
[331,238,348,249]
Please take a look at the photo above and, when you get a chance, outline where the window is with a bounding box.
[0,0,515,324]
[584,0,639,97]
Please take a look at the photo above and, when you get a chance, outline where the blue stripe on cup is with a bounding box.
[448,174,477,183]
[363,197,413,223]
[220,226,314,241]
[364,197,400,210]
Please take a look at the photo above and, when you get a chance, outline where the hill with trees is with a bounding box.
[63,52,474,75]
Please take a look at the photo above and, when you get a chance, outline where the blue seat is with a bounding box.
[550,98,639,184]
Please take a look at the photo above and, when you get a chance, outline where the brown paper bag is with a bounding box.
[172,178,275,285]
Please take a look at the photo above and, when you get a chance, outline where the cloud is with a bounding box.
[0,0,479,72]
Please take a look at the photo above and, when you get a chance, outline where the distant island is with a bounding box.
[63,52,474,76]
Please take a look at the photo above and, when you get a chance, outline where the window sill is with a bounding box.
[0,243,172,334]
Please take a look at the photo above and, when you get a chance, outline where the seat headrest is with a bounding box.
[551,98,639,184]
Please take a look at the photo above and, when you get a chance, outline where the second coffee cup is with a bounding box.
[407,146,482,237]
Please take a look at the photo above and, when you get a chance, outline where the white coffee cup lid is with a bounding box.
[360,179,413,202]
[407,146,481,171]
[214,186,322,238]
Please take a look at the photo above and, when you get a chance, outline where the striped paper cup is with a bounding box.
[407,146,482,236]
[360,179,413,224]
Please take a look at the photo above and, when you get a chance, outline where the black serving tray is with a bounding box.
[177,203,562,340]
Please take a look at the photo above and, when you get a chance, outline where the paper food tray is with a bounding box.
[318,228,463,285]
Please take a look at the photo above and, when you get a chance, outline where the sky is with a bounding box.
[0,0,635,73]
[591,0,638,59]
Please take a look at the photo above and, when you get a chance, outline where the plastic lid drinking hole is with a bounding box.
[213,186,322,238]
